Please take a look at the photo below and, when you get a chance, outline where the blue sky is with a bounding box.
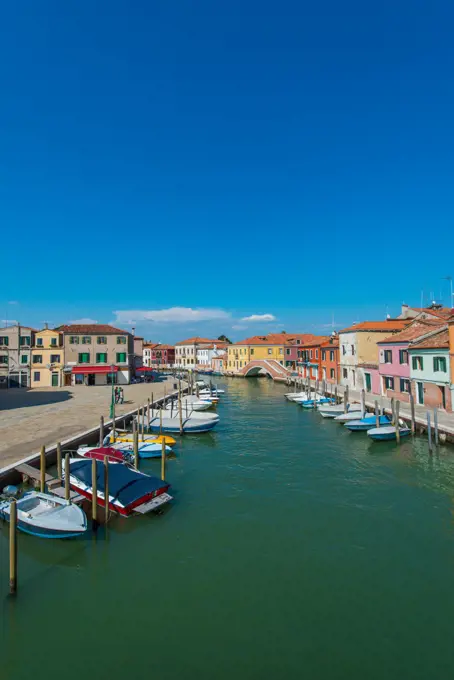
[1,0,453,342]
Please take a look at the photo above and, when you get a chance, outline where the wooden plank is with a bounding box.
[50,487,84,503]
[14,463,53,483]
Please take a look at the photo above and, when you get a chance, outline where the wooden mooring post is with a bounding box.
[104,456,110,524]
[141,405,145,441]
[161,437,166,481]
[134,429,139,469]
[99,416,104,447]
[178,389,184,435]
[390,397,395,425]
[374,400,380,428]
[434,408,439,446]
[65,454,71,502]
[395,400,401,444]
[427,411,433,454]
[147,398,151,429]
[56,441,62,480]
[151,392,154,419]
[344,386,349,414]
[40,445,46,493]
[91,458,98,531]
[9,500,17,595]
[159,405,163,435]
[409,393,416,435]
[360,389,366,418]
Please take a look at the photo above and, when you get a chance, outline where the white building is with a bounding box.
[196,343,227,367]
[174,337,220,368]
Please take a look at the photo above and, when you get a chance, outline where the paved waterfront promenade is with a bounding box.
[0,378,178,468]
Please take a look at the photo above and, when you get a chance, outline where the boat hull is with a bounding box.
[0,492,87,539]
[367,427,411,441]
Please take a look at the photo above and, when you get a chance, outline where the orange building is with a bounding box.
[299,336,331,381]
[320,337,340,383]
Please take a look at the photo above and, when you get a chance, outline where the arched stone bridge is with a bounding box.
[240,360,291,379]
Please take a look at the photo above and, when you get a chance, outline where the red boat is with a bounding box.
[77,446,131,465]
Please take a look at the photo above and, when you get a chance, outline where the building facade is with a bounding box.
[409,328,451,411]
[211,353,226,373]
[151,344,175,368]
[0,325,35,388]
[320,338,340,383]
[377,320,443,402]
[196,343,228,367]
[228,334,306,372]
[338,320,410,391]
[56,324,133,386]
[174,337,220,368]
[30,328,64,388]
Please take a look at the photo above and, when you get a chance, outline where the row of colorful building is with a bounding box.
[1,303,453,412]
[225,303,454,412]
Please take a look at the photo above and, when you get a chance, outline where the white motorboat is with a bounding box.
[334,410,367,422]
[318,403,362,418]
[0,492,87,539]
[165,395,213,412]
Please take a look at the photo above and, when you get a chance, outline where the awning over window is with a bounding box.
[136,367,155,372]
[71,366,119,375]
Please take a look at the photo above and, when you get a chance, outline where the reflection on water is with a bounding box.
[2,377,454,680]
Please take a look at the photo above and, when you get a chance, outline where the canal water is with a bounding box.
[2,377,454,679]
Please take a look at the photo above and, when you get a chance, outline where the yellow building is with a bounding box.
[30,328,64,388]
[227,334,290,371]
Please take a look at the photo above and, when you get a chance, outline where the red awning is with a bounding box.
[71,366,119,374]
[136,367,155,372]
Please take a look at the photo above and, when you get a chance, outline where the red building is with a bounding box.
[150,344,175,368]
[299,336,330,381]
[320,337,340,383]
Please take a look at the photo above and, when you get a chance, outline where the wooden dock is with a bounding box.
[14,463,84,503]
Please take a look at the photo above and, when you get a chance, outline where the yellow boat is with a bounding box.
[109,431,177,446]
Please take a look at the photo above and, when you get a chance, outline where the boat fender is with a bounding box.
[2,485,19,497]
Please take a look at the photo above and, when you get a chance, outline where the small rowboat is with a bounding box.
[77,446,132,464]
[64,459,172,517]
[334,411,366,422]
[345,415,390,431]
[104,431,176,446]
[0,492,87,539]
[318,403,360,418]
[367,426,411,441]
[300,398,335,409]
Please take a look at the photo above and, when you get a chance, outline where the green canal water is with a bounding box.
[2,377,454,679]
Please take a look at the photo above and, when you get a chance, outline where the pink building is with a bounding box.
[377,320,443,402]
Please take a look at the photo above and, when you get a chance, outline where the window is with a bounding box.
[330,350,334,361]
[69,336,79,344]
[50,354,61,363]
[21,355,28,364]
[36,338,43,346]
[20,336,30,346]
[286,349,290,355]
[351,345,355,355]
[0,356,7,364]
[384,350,393,364]
[250,349,254,355]
[34,371,40,382]
[400,378,410,393]
[399,349,408,364]
[117,336,127,344]
[342,345,346,355]
[50,337,57,346]
[97,336,107,344]
[365,372,372,392]
[384,376,395,390]
[82,336,92,344]
[321,350,326,360]
[279,348,283,355]
[412,356,423,370]
[310,350,313,359]
[78,353,90,363]
[330,368,335,379]
[434,357,447,372]
[315,349,319,359]
[33,354,43,364]
[0,336,8,346]
[343,368,348,379]
[75,373,85,385]
[116,352,127,363]
[268,348,272,355]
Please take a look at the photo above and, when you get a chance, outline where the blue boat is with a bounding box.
[367,426,411,441]
[147,413,219,433]
[345,415,390,432]
[300,398,335,409]
[0,492,87,539]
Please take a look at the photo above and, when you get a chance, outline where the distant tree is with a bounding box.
[218,334,232,344]
[281,330,287,334]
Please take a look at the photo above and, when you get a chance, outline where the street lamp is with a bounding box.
[109,363,115,417]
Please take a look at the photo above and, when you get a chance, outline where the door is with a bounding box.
[88,373,96,386]
[51,373,59,387]
[365,372,372,393]
[417,381,424,405]
[440,386,446,410]
[64,373,72,386]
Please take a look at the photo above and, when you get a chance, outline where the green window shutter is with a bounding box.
[21,355,27,364]
[116,352,126,363]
